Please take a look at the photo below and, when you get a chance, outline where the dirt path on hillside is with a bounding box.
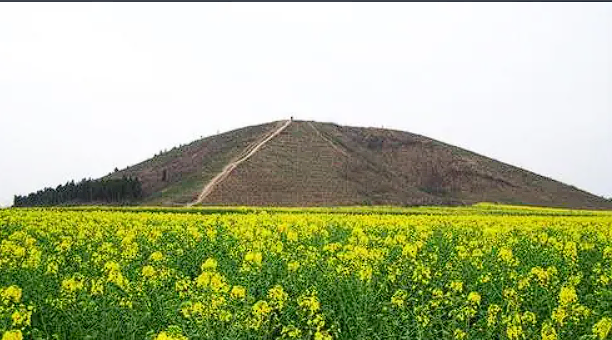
[307,121,349,157]
[186,120,292,206]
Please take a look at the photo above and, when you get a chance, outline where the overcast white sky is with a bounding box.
[1,3,611,206]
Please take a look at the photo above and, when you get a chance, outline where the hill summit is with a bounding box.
[107,120,610,209]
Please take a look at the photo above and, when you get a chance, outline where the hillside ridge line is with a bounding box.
[307,121,349,157]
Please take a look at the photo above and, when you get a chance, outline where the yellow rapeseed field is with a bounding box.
[1,206,612,339]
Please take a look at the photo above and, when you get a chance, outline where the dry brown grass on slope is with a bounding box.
[200,121,448,206]
[187,120,292,206]
[313,121,611,209]
[107,121,281,204]
[103,119,611,209]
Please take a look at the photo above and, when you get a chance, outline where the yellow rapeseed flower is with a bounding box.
[1,330,22,340]
[559,286,578,305]
[209,273,229,293]
[287,230,298,242]
[267,285,288,310]
[467,291,481,305]
[314,330,333,340]
[230,285,246,300]
[196,272,211,288]
[11,309,32,327]
[552,307,567,326]
[288,261,300,271]
[252,300,272,317]
[244,252,262,266]
[391,289,407,307]
[522,311,537,325]
[593,317,612,340]
[154,329,188,340]
[402,243,419,258]
[506,324,523,340]
[61,277,84,294]
[541,321,557,340]
[281,325,302,338]
[201,258,218,271]
[149,251,164,262]
[141,265,156,279]
[2,285,22,303]
[498,247,514,264]
[298,292,321,315]
[453,329,466,340]
[487,304,501,326]
[450,281,463,293]
[90,278,104,296]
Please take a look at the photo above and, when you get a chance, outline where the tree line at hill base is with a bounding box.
[13,177,143,207]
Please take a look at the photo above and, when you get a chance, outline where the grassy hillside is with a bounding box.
[107,121,285,205]
[312,121,611,209]
[102,120,611,209]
